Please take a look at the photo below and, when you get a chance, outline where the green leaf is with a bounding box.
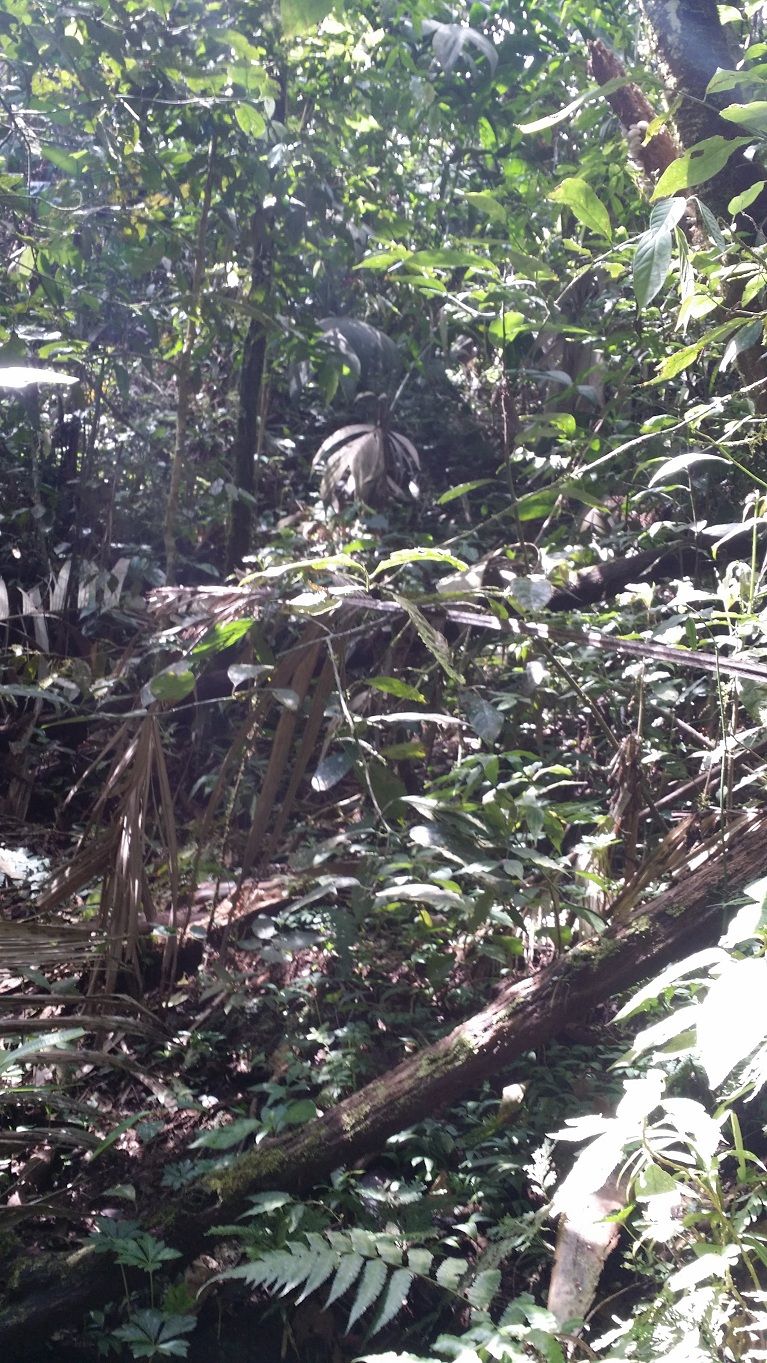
[374,882,463,906]
[311,748,356,792]
[548,177,611,240]
[407,248,498,274]
[651,135,749,200]
[697,956,767,1087]
[371,1268,414,1334]
[234,103,266,138]
[728,179,767,214]
[346,1257,388,1332]
[39,145,81,174]
[0,366,78,389]
[462,692,504,743]
[325,1251,365,1307]
[707,66,767,96]
[516,76,627,134]
[280,0,333,36]
[284,1098,319,1125]
[146,663,196,704]
[436,1257,468,1291]
[191,620,253,658]
[635,1163,679,1198]
[720,317,763,371]
[465,1268,501,1310]
[191,1118,260,1149]
[371,548,468,579]
[487,312,530,344]
[436,479,494,504]
[652,319,741,380]
[720,100,767,131]
[633,199,688,311]
[648,452,728,486]
[368,676,427,703]
[463,190,506,223]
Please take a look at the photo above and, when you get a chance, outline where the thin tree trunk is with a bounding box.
[163,131,217,585]
[3,811,767,1355]
[225,287,268,571]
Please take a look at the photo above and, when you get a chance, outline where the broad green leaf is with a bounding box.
[436,479,493,504]
[635,1162,679,1199]
[0,366,77,388]
[633,199,688,311]
[648,452,728,486]
[707,65,767,95]
[368,676,427,703]
[504,574,554,611]
[728,179,767,214]
[548,177,612,240]
[371,548,468,579]
[191,1117,260,1149]
[407,248,498,274]
[234,103,266,138]
[516,76,627,134]
[463,190,506,223]
[462,692,504,743]
[284,1098,319,1124]
[697,956,767,1087]
[311,748,355,792]
[720,317,763,371]
[356,249,409,272]
[487,312,530,344]
[146,663,196,703]
[507,248,557,281]
[192,619,253,658]
[652,319,741,379]
[615,949,726,1020]
[720,100,767,131]
[280,0,333,36]
[651,135,749,200]
[39,145,81,174]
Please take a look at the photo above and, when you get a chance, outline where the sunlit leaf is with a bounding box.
[720,100,767,131]
[548,177,612,240]
[280,0,333,36]
[651,135,749,200]
[648,452,728,486]
[516,76,627,134]
[234,103,267,137]
[0,366,77,388]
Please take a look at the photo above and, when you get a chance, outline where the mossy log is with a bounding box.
[2,812,766,1355]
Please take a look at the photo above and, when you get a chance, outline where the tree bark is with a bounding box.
[588,38,681,178]
[3,811,767,1356]
[225,286,268,572]
[641,0,767,232]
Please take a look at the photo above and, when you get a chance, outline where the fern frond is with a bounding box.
[325,1250,365,1307]
[347,1256,388,1332]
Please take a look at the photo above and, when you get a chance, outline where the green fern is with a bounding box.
[213,1227,500,1337]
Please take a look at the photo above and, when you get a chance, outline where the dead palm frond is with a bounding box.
[313,421,420,508]
[34,711,181,998]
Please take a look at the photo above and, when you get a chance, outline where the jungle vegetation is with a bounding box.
[2,0,767,1359]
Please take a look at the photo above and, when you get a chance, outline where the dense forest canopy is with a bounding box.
[3,0,767,1359]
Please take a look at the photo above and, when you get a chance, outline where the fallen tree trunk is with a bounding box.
[3,811,767,1354]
